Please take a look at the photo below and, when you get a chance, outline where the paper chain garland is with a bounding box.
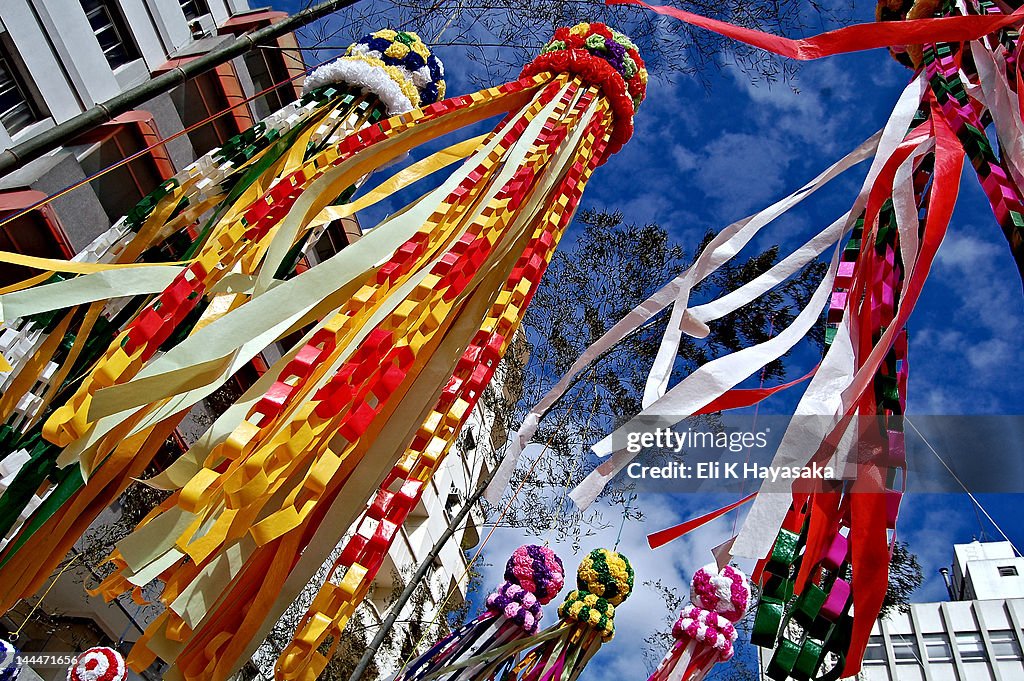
[648,564,751,681]
[0,22,647,681]
[396,545,565,681]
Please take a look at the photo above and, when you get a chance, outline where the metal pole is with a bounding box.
[346,467,495,681]
[0,0,362,178]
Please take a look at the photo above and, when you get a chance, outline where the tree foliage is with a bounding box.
[488,209,828,546]
[880,539,924,619]
[294,0,853,89]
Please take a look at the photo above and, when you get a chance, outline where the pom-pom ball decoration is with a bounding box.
[648,565,750,681]
[304,29,446,113]
[559,546,635,640]
[396,545,566,681]
[0,640,18,681]
[489,544,566,631]
[690,563,750,620]
[524,22,646,157]
[410,548,634,681]
[0,18,648,681]
[66,647,127,681]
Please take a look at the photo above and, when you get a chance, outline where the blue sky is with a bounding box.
[270,0,1024,676]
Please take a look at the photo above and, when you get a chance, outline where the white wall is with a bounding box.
[0,0,254,149]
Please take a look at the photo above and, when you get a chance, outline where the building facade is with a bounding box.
[0,0,305,285]
[856,541,1024,681]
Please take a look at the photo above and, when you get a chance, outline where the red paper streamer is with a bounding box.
[647,492,757,549]
[608,0,1024,60]
[696,367,815,414]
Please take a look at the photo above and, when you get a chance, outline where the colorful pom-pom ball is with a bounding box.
[672,605,738,660]
[0,639,18,681]
[689,563,750,623]
[535,22,647,108]
[558,589,617,639]
[302,30,445,113]
[504,544,565,604]
[66,647,126,681]
[576,548,634,606]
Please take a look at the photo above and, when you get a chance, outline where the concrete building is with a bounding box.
[855,541,1024,681]
[0,0,305,286]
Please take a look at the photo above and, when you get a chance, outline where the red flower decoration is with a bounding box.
[521,49,636,159]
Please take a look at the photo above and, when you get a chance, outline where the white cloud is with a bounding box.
[691,133,797,215]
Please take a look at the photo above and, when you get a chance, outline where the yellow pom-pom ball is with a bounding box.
[576,548,634,606]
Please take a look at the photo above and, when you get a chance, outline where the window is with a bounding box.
[0,46,38,135]
[0,194,72,288]
[243,49,293,119]
[864,635,886,665]
[179,0,209,21]
[311,218,361,264]
[75,124,163,223]
[173,71,241,155]
[924,633,953,662]
[956,632,988,661]
[988,630,1022,660]
[891,635,920,663]
[998,565,1019,577]
[80,0,139,69]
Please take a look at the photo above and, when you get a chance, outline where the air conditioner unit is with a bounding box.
[189,15,216,38]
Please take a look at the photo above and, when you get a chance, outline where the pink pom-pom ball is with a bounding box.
[689,563,750,622]
[504,545,565,604]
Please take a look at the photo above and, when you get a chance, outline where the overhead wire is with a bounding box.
[905,416,1020,556]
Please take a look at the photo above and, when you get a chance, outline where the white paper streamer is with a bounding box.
[483,127,896,504]
[570,242,842,509]
[733,132,934,557]
[486,73,927,510]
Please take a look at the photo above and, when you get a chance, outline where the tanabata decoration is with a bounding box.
[0,639,18,681]
[66,647,127,681]
[419,548,634,681]
[395,545,565,681]
[0,27,443,678]
[0,28,435,563]
[485,0,1024,679]
[0,20,648,681]
[648,564,750,681]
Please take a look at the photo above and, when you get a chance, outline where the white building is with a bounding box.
[0,0,305,285]
[856,541,1024,681]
